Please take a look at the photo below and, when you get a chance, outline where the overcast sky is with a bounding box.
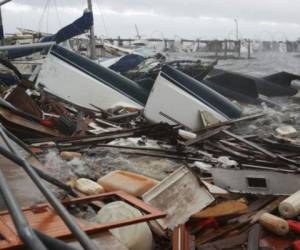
[2,0,300,40]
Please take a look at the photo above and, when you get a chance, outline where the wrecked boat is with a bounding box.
[144,65,242,130]
[1,8,300,249]
[35,45,148,110]
[32,45,241,130]
[204,69,300,104]
[101,50,300,106]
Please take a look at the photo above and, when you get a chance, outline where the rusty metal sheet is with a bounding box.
[0,191,165,249]
[5,87,42,118]
[0,106,62,137]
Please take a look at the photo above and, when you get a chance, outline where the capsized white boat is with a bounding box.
[144,65,242,131]
[35,45,149,110]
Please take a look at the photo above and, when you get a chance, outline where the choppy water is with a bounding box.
[218,52,300,76]
[168,51,300,76]
[168,51,300,138]
[218,52,300,138]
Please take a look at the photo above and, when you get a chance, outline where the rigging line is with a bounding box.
[46,0,50,33]
[94,0,109,37]
[53,0,62,27]
[38,0,50,33]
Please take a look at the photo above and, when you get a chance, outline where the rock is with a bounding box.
[75,178,105,195]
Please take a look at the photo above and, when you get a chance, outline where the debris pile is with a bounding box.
[0,40,300,250]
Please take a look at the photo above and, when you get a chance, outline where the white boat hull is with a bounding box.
[144,72,227,131]
[36,50,143,110]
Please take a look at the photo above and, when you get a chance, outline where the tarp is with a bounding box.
[41,10,93,44]
[109,54,145,73]
[0,72,19,86]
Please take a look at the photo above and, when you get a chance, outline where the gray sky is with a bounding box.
[2,0,300,40]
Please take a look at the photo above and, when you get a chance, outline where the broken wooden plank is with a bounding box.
[196,113,264,133]
[228,196,275,224]
[196,197,282,246]
[201,181,229,196]
[212,141,250,159]
[195,222,247,246]
[192,200,248,219]
[118,150,204,162]
[250,197,285,224]
[222,130,276,159]
[185,126,230,146]
[107,111,140,122]
[197,232,248,250]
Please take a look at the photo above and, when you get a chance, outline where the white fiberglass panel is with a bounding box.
[36,54,143,110]
[144,73,227,131]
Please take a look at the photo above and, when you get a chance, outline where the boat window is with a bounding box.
[246,177,267,189]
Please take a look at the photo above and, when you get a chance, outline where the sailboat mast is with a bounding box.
[0,0,13,45]
[87,0,96,59]
[135,24,141,40]
[0,8,4,45]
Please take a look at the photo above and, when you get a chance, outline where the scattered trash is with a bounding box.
[178,129,197,140]
[259,212,289,236]
[96,201,153,250]
[75,178,105,195]
[192,161,213,174]
[275,125,297,138]
[216,156,238,168]
[279,190,300,218]
[192,199,248,219]
[142,167,214,229]
[98,170,158,197]
[60,151,82,161]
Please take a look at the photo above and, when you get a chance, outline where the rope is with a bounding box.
[38,0,50,33]
[94,0,109,37]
